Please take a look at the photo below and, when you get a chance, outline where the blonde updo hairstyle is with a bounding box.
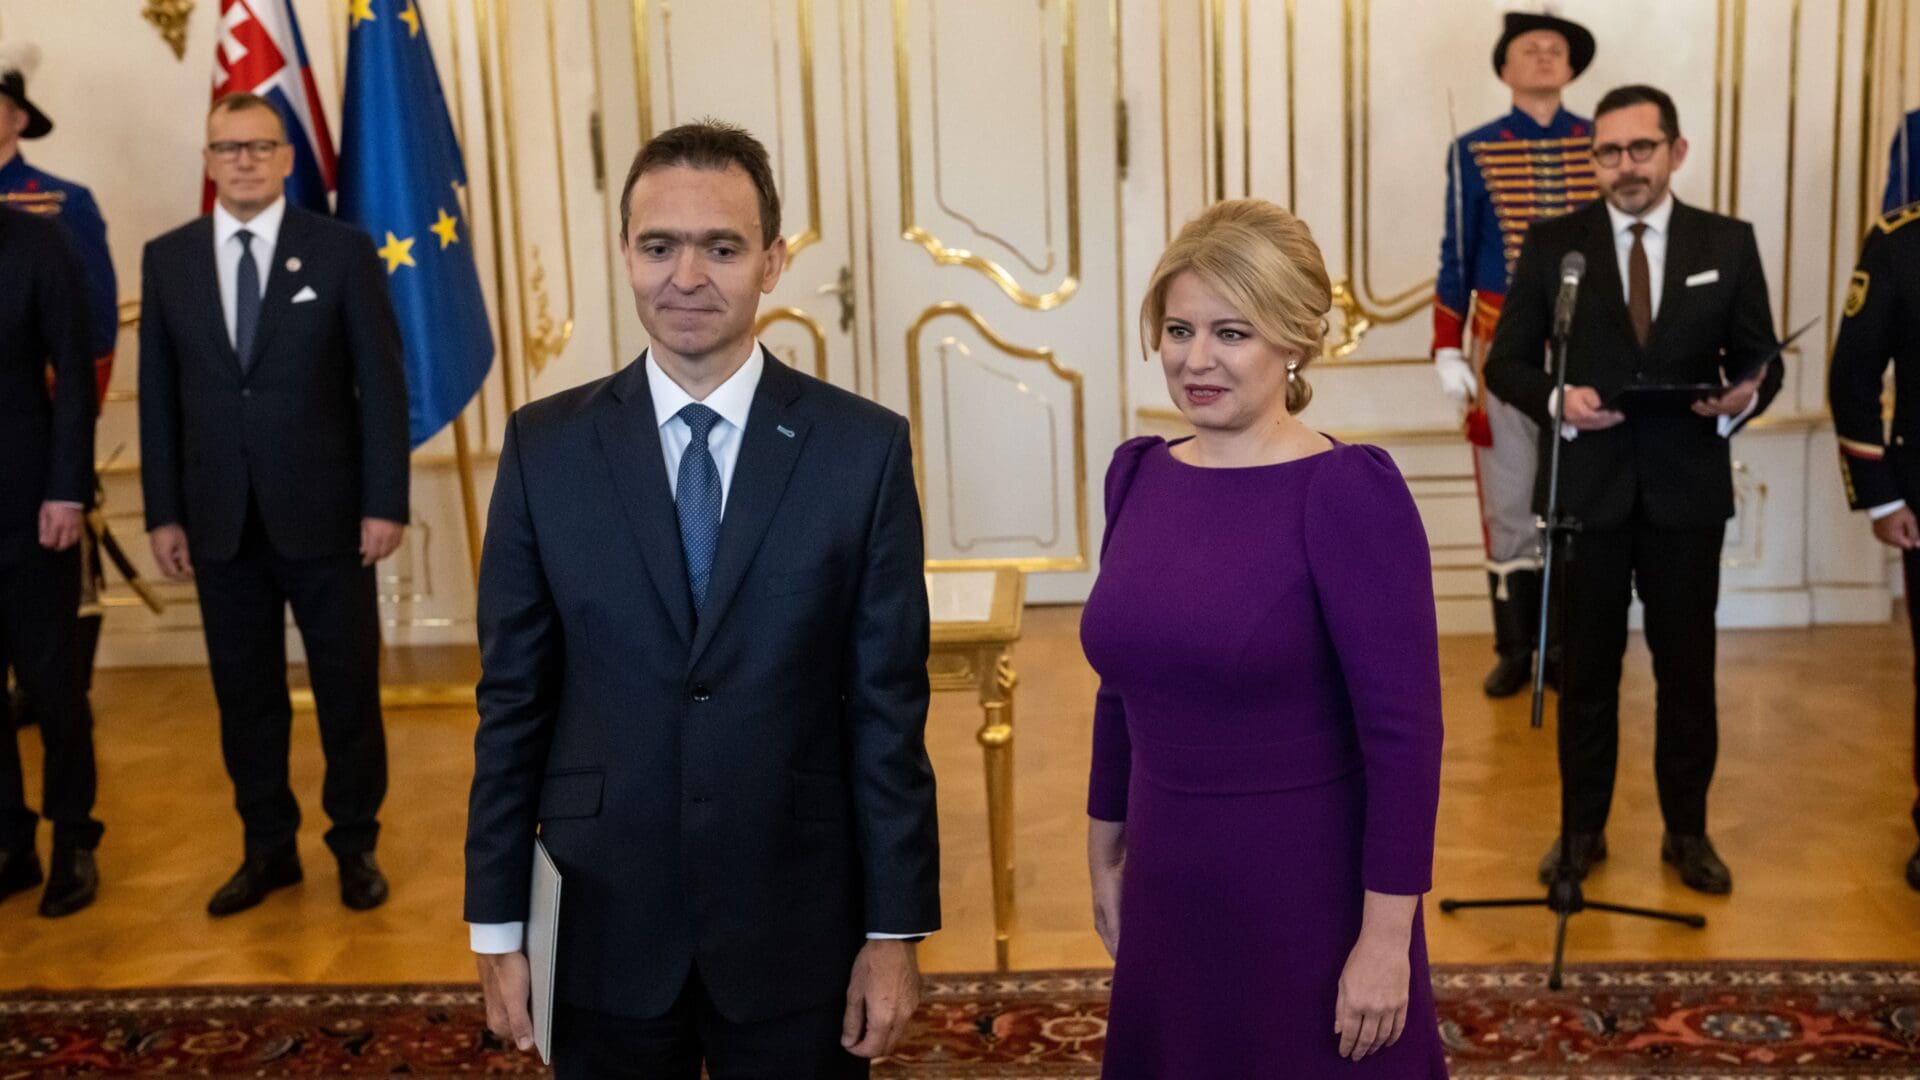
[1139,198,1332,415]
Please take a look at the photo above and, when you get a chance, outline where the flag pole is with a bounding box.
[452,403,484,586]
[291,0,487,714]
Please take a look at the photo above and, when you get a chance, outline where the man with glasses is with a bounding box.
[1485,84,1782,896]
[138,92,409,916]
[1432,12,1599,698]
[1829,197,1920,891]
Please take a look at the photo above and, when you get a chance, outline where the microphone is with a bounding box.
[1552,251,1586,341]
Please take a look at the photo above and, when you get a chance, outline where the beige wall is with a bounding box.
[1,0,1914,664]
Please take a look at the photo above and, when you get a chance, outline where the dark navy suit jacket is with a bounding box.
[464,352,940,1022]
[137,207,409,561]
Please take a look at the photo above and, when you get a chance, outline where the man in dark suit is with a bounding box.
[465,121,939,1078]
[0,205,101,917]
[1485,84,1782,896]
[139,92,409,916]
[1,43,124,739]
[1828,198,1920,890]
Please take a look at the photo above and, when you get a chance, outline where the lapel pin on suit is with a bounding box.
[285,256,301,273]
[777,424,795,438]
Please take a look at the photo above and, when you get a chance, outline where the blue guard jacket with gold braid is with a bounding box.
[0,153,116,399]
[1433,106,1597,353]
[1830,201,1920,510]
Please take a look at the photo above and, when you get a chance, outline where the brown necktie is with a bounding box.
[1627,222,1652,347]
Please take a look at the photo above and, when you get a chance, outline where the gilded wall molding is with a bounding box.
[893,0,1083,310]
[495,0,577,387]
[142,0,194,60]
[908,303,1089,571]
[754,306,831,380]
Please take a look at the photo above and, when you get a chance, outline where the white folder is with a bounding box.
[527,838,563,1065]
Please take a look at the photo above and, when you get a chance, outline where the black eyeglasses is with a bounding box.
[1592,138,1669,167]
[207,139,286,161]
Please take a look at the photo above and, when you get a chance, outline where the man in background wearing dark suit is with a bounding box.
[138,93,409,916]
[1486,84,1783,896]
[466,121,939,1078]
[0,204,101,917]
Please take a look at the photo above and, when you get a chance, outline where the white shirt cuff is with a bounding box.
[865,931,933,940]
[48,500,85,510]
[1869,500,1908,521]
[1547,388,1578,441]
[1717,393,1760,437]
[469,921,525,954]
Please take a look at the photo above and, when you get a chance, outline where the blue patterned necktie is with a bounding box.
[675,403,723,616]
[233,228,261,370]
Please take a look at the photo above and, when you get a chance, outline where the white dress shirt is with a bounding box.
[212,196,285,350]
[470,342,929,954]
[645,343,763,509]
[1553,193,1755,440]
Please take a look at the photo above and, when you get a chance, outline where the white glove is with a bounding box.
[1434,348,1477,405]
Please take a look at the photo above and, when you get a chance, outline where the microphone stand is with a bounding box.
[1437,288,1704,990]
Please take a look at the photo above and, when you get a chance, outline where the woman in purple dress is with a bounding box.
[1083,199,1448,1076]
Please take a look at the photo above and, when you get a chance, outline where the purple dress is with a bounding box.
[1082,437,1448,1077]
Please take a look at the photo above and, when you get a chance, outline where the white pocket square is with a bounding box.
[1685,269,1720,287]
[291,285,319,303]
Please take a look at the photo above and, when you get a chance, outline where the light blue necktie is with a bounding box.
[234,229,261,370]
[675,404,722,616]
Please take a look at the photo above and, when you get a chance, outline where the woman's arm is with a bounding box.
[1335,890,1419,1060]
[1087,817,1127,959]
[1303,446,1446,1062]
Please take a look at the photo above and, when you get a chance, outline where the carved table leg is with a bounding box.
[976,647,1018,971]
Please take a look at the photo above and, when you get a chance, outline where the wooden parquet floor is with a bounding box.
[2,612,1916,989]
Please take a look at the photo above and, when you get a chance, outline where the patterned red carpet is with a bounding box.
[2,962,1917,1077]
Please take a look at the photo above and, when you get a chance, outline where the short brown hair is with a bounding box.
[1594,83,1682,142]
[208,91,288,139]
[619,119,781,248]
[1140,199,1332,415]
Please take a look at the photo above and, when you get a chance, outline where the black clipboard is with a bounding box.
[1600,316,1819,416]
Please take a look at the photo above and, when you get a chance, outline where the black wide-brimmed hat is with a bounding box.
[1492,12,1595,79]
[0,43,52,140]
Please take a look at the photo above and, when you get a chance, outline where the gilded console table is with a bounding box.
[925,567,1025,971]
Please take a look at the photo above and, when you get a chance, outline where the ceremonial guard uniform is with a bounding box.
[0,156,115,398]
[1434,11,1598,695]
[1828,199,1920,891]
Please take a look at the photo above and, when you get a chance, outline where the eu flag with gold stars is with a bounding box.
[336,0,492,449]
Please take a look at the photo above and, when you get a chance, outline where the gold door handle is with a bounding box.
[816,265,855,334]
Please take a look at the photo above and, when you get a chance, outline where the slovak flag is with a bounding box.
[205,0,336,212]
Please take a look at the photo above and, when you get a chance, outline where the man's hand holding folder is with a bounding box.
[476,839,558,1061]
[1689,364,1768,418]
[1595,315,1819,420]
[1561,386,1626,431]
[478,951,536,1053]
